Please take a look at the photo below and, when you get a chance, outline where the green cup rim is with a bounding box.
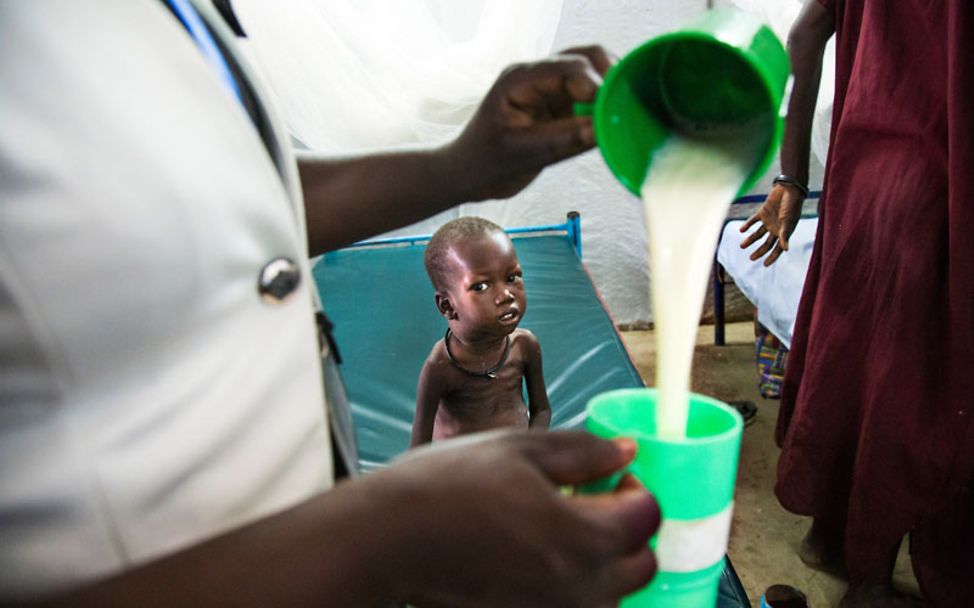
[586,387,744,445]
[592,22,786,196]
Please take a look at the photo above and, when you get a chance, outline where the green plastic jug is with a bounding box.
[578,8,789,195]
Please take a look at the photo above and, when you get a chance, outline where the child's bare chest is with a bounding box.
[440,357,529,420]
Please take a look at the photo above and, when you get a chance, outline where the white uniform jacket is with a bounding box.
[0,0,336,598]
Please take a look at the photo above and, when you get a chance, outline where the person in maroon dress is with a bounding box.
[741,1,974,606]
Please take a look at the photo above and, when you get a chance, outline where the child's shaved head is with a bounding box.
[424,217,505,291]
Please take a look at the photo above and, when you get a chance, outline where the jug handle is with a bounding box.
[573,101,595,117]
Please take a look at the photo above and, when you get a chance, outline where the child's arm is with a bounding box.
[410,357,446,447]
[522,331,552,430]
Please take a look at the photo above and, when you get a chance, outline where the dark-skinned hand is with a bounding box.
[448,45,616,201]
[739,183,806,266]
[372,430,659,608]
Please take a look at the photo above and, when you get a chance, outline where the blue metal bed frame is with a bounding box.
[343,211,583,257]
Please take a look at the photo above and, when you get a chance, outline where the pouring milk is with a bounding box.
[642,133,761,439]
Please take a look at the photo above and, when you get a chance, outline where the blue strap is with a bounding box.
[165,0,244,105]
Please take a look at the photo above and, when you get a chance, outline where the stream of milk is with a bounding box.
[641,134,759,440]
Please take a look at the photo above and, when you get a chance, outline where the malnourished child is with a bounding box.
[410,217,551,446]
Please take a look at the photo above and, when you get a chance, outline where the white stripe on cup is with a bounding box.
[655,502,734,573]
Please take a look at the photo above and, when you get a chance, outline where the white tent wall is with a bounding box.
[236,0,828,327]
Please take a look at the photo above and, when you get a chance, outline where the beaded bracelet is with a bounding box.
[772,174,810,197]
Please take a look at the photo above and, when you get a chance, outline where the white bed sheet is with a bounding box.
[716,218,818,348]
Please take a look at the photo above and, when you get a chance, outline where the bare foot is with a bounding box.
[798,520,846,578]
[839,582,925,607]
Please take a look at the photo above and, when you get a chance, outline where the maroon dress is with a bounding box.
[775,0,974,603]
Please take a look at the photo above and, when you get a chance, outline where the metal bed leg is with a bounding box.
[713,257,725,346]
[566,211,582,258]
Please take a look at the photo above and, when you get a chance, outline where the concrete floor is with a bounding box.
[619,322,921,608]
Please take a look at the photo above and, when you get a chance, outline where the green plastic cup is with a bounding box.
[578,8,789,195]
[585,388,744,607]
